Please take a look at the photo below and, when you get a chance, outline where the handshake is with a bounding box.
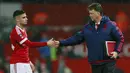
[46,38,60,48]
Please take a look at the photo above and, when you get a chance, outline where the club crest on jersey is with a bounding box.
[103,24,107,30]
[19,34,24,38]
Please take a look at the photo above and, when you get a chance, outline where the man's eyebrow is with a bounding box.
[22,16,27,18]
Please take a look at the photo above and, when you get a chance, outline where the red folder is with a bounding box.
[105,41,116,56]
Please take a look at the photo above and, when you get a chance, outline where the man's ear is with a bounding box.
[97,12,100,15]
[16,16,19,22]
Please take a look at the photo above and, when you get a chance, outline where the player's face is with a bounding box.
[16,13,28,25]
[89,9,100,21]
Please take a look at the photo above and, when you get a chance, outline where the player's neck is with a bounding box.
[16,23,24,29]
[95,16,102,24]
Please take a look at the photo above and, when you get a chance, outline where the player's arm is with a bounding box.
[59,30,84,46]
[13,31,54,48]
[111,22,124,54]
[30,61,35,72]
[22,38,54,48]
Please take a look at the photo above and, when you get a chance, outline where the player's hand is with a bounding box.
[110,51,118,59]
[54,40,60,48]
[30,61,35,72]
[47,38,55,47]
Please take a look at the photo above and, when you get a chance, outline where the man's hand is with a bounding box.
[47,38,60,48]
[47,38,55,47]
[54,40,60,48]
[110,51,118,59]
[30,61,35,72]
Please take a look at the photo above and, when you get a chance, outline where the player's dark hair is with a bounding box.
[88,3,103,15]
[13,10,25,18]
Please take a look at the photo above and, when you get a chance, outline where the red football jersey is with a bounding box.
[10,26,29,64]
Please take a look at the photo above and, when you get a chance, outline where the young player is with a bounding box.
[10,10,55,73]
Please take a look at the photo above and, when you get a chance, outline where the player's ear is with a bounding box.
[15,16,20,22]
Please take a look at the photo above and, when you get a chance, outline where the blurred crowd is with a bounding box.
[0,0,130,3]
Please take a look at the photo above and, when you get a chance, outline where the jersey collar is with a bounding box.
[16,25,25,32]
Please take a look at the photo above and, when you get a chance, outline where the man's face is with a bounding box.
[89,9,100,21]
[16,13,28,25]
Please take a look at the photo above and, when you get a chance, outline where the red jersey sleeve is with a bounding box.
[12,27,47,48]
[23,40,47,48]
